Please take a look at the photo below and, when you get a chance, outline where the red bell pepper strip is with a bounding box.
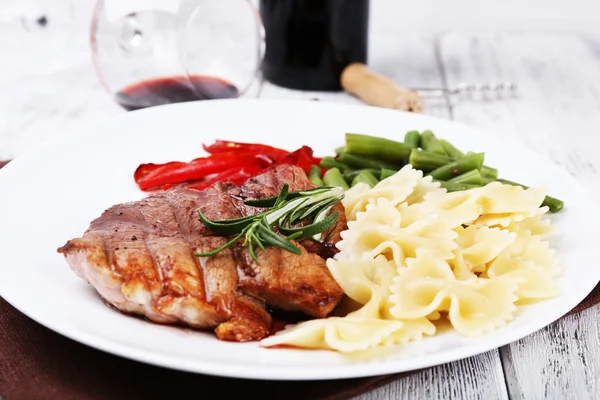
[202,140,290,161]
[274,145,314,173]
[135,151,273,191]
[134,161,185,183]
[185,165,264,191]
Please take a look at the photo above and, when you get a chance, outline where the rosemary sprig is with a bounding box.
[195,184,344,262]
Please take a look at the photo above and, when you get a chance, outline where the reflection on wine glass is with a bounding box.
[19,0,75,32]
[91,0,265,111]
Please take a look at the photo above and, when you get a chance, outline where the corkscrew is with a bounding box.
[341,64,519,113]
[412,82,519,99]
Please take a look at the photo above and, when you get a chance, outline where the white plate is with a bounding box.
[0,99,598,381]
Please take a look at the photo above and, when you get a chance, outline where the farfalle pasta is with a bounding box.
[504,212,553,238]
[342,165,441,221]
[484,231,559,301]
[336,198,458,267]
[389,249,518,335]
[259,317,407,353]
[451,226,516,280]
[261,165,559,353]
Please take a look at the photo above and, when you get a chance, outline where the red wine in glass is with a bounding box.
[91,0,262,111]
[115,75,239,111]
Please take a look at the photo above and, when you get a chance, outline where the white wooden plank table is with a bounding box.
[1,2,599,399]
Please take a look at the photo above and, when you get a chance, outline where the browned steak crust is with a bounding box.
[58,165,346,342]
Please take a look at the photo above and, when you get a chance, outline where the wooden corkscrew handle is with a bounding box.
[340,63,425,113]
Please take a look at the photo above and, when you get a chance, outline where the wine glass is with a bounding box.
[90,0,265,111]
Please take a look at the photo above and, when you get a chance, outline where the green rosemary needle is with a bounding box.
[195,184,344,262]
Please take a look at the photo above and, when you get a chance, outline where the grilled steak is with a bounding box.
[58,165,346,342]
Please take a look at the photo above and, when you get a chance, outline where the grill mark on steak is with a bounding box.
[144,236,164,284]
[139,194,233,329]
[196,236,272,341]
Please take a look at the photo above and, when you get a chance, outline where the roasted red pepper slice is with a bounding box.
[135,151,272,191]
[134,161,185,183]
[202,140,290,161]
[275,145,314,173]
[185,165,264,191]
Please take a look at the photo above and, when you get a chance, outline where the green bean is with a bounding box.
[323,168,350,190]
[338,152,397,170]
[428,153,485,180]
[334,146,345,155]
[409,149,452,172]
[496,179,564,213]
[404,131,421,148]
[482,176,495,185]
[345,133,412,164]
[465,154,495,177]
[308,165,324,187]
[352,170,380,187]
[440,139,465,158]
[320,157,348,170]
[480,165,498,179]
[343,168,380,182]
[419,130,447,155]
[437,180,481,192]
[448,169,483,185]
[439,141,497,178]
[380,168,397,180]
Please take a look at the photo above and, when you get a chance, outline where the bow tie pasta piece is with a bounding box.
[396,202,438,227]
[404,174,444,205]
[341,165,440,221]
[390,249,518,336]
[448,276,518,335]
[426,311,442,321]
[389,249,458,320]
[381,317,436,346]
[505,212,554,239]
[353,196,405,228]
[337,198,457,267]
[473,206,548,229]
[477,182,547,215]
[485,253,558,301]
[470,183,548,227]
[422,190,483,228]
[501,231,558,274]
[259,317,406,352]
[342,182,372,221]
[424,182,548,229]
[327,255,397,319]
[484,231,559,301]
[451,226,516,280]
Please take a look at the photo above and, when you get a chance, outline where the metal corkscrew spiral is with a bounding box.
[412,82,519,99]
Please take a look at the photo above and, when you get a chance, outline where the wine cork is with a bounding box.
[340,63,424,113]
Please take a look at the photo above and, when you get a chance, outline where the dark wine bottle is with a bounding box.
[259,0,370,91]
